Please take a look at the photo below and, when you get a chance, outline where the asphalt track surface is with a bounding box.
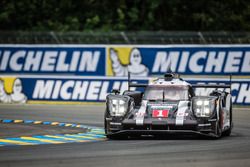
[0,104,250,167]
[0,123,86,138]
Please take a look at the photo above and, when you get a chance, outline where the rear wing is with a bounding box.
[127,73,232,92]
[127,72,180,89]
[192,84,230,89]
[191,74,232,91]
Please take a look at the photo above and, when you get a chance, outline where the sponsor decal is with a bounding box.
[31,79,130,101]
[150,104,175,107]
[18,76,146,103]
[0,76,249,105]
[0,77,27,103]
[0,45,105,75]
[152,109,169,118]
[107,47,149,76]
[107,45,250,75]
[0,44,249,105]
[1,45,250,76]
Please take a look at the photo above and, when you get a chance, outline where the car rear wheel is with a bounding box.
[223,100,232,136]
[223,125,232,136]
[215,121,222,138]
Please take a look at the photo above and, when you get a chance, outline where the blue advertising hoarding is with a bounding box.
[0,45,250,76]
[106,45,250,76]
[0,44,249,105]
[0,45,105,76]
[0,75,249,105]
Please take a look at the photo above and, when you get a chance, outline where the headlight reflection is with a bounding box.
[192,98,216,117]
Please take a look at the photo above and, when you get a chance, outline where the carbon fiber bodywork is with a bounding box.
[105,74,233,139]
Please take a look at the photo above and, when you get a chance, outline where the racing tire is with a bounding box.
[104,109,110,136]
[223,126,232,136]
[104,119,115,139]
[105,121,126,140]
[106,134,116,140]
[223,100,233,136]
[215,112,222,138]
[106,133,127,140]
[104,111,124,140]
[104,110,110,136]
[216,121,222,138]
[104,109,127,140]
[104,120,116,139]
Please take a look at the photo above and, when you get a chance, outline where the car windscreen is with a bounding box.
[143,86,189,101]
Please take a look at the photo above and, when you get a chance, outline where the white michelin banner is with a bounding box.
[1,44,250,76]
[0,44,249,105]
[0,75,249,105]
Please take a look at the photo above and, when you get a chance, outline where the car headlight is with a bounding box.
[108,98,128,117]
[192,98,216,117]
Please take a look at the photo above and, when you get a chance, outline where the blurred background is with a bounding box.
[0,0,249,105]
[1,2,250,166]
[0,0,250,44]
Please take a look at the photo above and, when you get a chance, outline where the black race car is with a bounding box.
[105,73,233,139]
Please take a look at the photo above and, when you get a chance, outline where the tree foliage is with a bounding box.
[0,0,250,31]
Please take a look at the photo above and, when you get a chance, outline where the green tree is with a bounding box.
[0,0,249,31]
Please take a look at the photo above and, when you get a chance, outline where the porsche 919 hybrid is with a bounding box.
[105,73,233,139]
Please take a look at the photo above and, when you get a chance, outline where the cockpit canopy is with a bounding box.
[143,85,190,101]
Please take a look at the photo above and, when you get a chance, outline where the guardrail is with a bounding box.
[0,31,250,44]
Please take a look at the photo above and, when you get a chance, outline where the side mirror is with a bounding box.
[111,89,120,95]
